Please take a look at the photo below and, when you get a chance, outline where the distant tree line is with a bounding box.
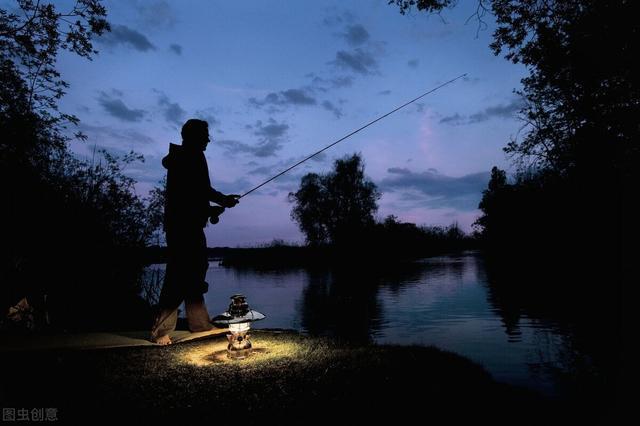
[285,154,475,263]
[222,154,473,268]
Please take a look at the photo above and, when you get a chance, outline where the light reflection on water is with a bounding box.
[145,252,588,397]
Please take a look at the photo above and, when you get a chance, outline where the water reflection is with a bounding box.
[143,251,603,398]
[299,268,384,344]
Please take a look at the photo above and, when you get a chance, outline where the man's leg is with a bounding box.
[184,228,212,333]
[150,246,182,344]
[154,227,211,338]
[185,295,212,332]
[150,307,177,344]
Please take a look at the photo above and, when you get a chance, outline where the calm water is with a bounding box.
[146,251,592,397]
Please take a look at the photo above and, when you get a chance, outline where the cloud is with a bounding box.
[321,100,343,118]
[255,118,289,140]
[169,44,182,55]
[99,24,155,51]
[248,159,302,179]
[342,24,370,46]
[194,109,220,128]
[307,74,354,92]
[329,20,384,77]
[408,59,420,68]
[134,0,176,30]
[331,48,379,75]
[439,113,464,125]
[78,123,156,146]
[216,139,259,156]
[379,168,490,211]
[218,138,281,158]
[439,98,525,125]
[331,76,354,88]
[207,176,253,195]
[322,10,355,27]
[247,165,277,176]
[155,90,186,127]
[468,99,525,123]
[249,88,317,109]
[281,89,316,105]
[97,91,146,122]
[246,155,328,195]
[216,118,289,158]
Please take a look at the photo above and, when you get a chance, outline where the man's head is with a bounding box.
[181,119,210,151]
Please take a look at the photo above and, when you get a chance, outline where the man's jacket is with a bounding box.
[162,143,227,232]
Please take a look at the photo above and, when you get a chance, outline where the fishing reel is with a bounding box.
[209,205,226,224]
[208,195,240,225]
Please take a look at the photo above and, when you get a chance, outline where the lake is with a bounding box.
[145,251,597,398]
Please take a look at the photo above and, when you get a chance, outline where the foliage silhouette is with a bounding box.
[289,153,380,246]
[284,152,475,264]
[222,154,475,268]
[220,219,474,268]
[392,0,633,267]
[1,1,162,330]
[393,3,628,405]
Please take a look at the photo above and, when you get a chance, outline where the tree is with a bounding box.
[289,154,380,246]
[1,1,109,115]
[0,1,164,254]
[473,166,508,242]
[393,0,635,263]
[489,0,639,177]
[1,1,109,162]
[390,0,456,15]
[0,2,164,329]
[1,0,110,202]
[391,0,638,177]
[145,176,167,246]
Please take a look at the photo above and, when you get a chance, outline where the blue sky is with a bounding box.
[54,0,527,247]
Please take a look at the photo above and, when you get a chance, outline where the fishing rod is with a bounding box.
[237,73,467,199]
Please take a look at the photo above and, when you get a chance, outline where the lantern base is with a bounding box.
[227,332,253,360]
[227,347,252,360]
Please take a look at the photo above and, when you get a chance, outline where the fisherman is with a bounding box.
[148,77,466,344]
[150,119,239,345]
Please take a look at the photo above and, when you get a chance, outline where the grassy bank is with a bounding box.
[0,330,596,424]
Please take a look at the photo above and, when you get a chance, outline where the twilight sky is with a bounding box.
[54,0,527,247]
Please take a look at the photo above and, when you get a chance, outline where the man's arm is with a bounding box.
[209,187,240,208]
[200,153,239,208]
[208,187,226,205]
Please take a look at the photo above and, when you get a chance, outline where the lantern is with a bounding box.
[212,294,265,359]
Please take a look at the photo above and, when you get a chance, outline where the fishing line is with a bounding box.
[239,73,467,198]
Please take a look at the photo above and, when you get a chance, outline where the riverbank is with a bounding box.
[142,230,478,267]
[143,244,480,268]
[221,244,478,268]
[0,330,599,424]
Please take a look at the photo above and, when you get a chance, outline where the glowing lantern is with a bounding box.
[212,294,265,359]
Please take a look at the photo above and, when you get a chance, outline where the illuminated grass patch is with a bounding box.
[178,332,307,366]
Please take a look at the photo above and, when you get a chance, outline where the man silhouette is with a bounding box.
[150,119,239,345]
